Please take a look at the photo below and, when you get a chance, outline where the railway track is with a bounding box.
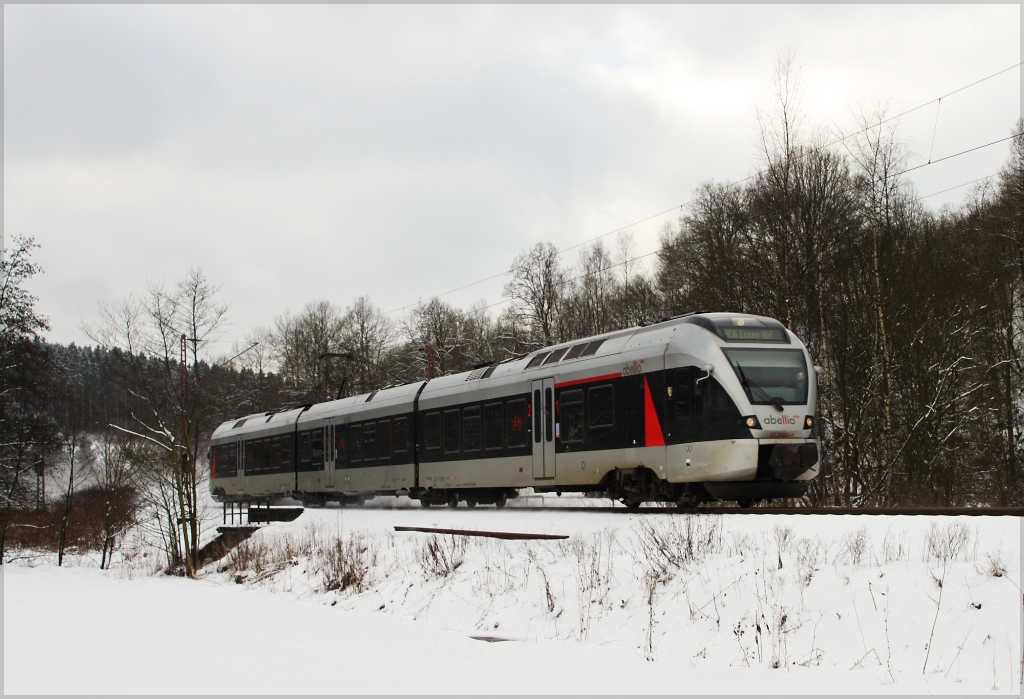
[496,505,1024,517]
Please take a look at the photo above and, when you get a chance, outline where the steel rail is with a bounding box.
[497,505,1024,517]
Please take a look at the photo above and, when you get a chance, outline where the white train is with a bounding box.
[209,313,820,508]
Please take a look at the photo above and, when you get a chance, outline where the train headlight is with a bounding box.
[804,416,814,429]
[744,416,761,429]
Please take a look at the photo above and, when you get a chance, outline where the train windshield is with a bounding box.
[721,348,808,406]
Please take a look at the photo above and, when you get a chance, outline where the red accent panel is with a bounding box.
[211,450,217,479]
[555,373,621,389]
[643,376,666,447]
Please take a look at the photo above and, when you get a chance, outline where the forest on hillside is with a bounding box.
[2,64,1020,573]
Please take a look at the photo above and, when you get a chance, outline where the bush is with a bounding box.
[418,534,467,578]
[3,484,140,559]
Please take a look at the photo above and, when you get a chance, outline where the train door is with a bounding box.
[239,439,248,493]
[326,422,336,488]
[667,367,700,444]
[531,378,556,479]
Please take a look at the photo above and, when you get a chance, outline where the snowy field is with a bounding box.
[4,498,1022,695]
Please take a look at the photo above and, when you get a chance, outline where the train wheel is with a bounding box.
[676,492,699,511]
[466,500,477,508]
[494,492,507,508]
[738,499,755,509]
[302,494,326,508]
[447,493,459,509]
[623,498,642,510]
[420,500,431,508]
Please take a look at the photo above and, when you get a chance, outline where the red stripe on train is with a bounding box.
[554,373,622,389]
[643,376,666,447]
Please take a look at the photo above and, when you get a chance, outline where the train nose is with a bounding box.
[760,443,819,480]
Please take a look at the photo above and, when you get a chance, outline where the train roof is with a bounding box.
[512,312,789,366]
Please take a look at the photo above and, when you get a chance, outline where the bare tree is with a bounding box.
[54,390,91,566]
[401,298,466,378]
[271,300,346,403]
[504,242,568,347]
[339,296,395,394]
[753,45,807,328]
[561,242,618,339]
[86,268,228,577]
[616,231,637,286]
[89,429,141,569]
[842,102,913,504]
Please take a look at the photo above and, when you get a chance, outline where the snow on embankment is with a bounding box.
[4,508,1021,694]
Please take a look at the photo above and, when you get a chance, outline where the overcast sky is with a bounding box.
[4,4,1021,353]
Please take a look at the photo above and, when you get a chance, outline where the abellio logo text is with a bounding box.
[762,414,801,426]
[621,359,645,376]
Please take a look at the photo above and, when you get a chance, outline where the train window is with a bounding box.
[424,412,441,450]
[311,429,324,465]
[589,385,614,427]
[259,442,267,471]
[506,399,528,447]
[350,425,363,462]
[443,409,460,453]
[334,426,348,465]
[543,348,568,365]
[481,366,497,379]
[545,387,554,442]
[269,438,279,471]
[299,432,312,469]
[284,434,295,472]
[559,389,584,443]
[377,420,392,459]
[483,403,503,450]
[462,407,481,452]
[363,422,377,462]
[579,339,605,358]
[263,440,271,472]
[393,418,408,454]
[675,368,693,420]
[268,435,281,473]
[253,439,263,473]
[721,347,807,404]
[526,352,550,368]
[248,440,260,473]
[563,343,588,361]
[533,390,541,443]
[266,437,277,472]
[212,443,238,479]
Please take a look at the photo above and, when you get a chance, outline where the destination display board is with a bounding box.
[718,325,788,342]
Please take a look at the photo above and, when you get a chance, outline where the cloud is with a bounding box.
[5,4,1020,348]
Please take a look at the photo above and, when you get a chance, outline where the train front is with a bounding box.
[664,313,820,505]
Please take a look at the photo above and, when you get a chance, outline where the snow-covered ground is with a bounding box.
[4,498,1022,694]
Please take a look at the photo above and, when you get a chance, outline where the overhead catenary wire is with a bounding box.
[381,204,682,316]
[927,98,942,164]
[897,132,1021,175]
[381,61,1022,319]
[821,61,1021,153]
[477,133,1020,316]
[921,173,998,199]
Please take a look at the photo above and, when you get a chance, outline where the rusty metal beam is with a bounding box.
[393,525,568,540]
